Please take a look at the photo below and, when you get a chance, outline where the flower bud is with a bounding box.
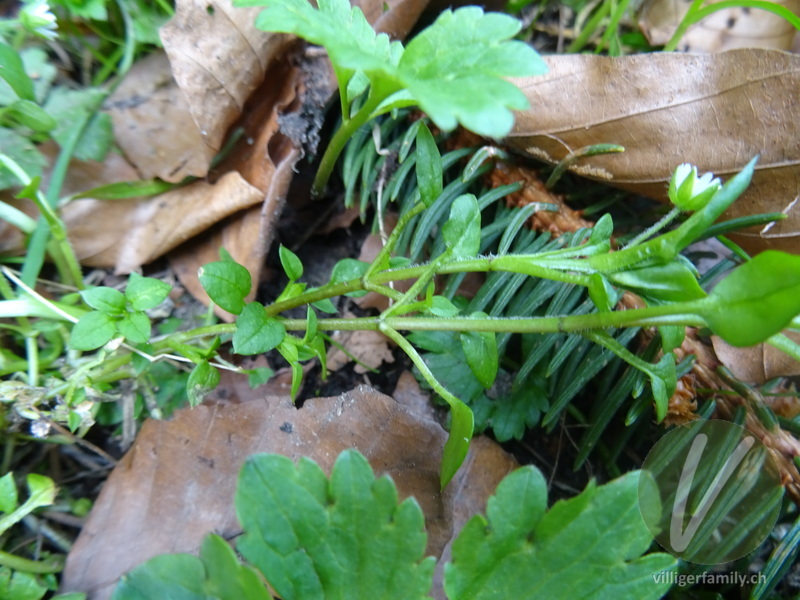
[20,0,58,40]
[668,163,721,211]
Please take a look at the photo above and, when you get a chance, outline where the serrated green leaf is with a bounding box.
[233,303,286,355]
[198,260,252,315]
[242,0,546,138]
[80,286,126,314]
[236,451,436,600]
[187,361,220,407]
[125,273,172,311]
[443,194,481,259]
[70,311,117,351]
[200,534,272,600]
[240,0,402,96]
[399,7,545,137]
[111,553,209,600]
[460,312,497,389]
[0,42,35,101]
[444,469,677,600]
[117,311,151,344]
[415,122,442,207]
[279,245,304,281]
[490,379,544,442]
[699,250,800,347]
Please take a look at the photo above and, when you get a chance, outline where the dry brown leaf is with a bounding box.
[327,324,396,373]
[168,53,305,317]
[711,331,800,384]
[61,385,517,600]
[64,171,263,271]
[160,0,294,173]
[105,52,212,182]
[640,0,800,52]
[506,48,800,254]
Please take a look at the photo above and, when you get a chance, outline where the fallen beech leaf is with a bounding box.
[64,171,263,272]
[61,385,517,600]
[160,0,294,172]
[711,331,800,384]
[104,52,211,182]
[640,0,800,52]
[506,48,800,254]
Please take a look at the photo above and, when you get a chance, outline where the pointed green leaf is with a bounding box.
[187,361,220,407]
[0,474,56,537]
[80,286,126,314]
[0,473,17,513]
[460,312,497,389]
[70,311,117,351]
[443,194,481,259]
[236,451,435,600]
[609,262,706,303]
[279,245,304,281]
[233,303,286,355]
[444,469,676,600]
[125,273,172,311]
[198,260,251,315]
[415,122,442,207]
[71,179,176,200]
[2,99,56,132]
[0,42,35,101]
[117,311,151,345]
[699,250,800,347]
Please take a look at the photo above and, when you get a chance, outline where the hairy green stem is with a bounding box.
[276,301,706,334]
[312,91,387,197]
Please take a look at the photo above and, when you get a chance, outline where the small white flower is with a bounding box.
[669,163,721,211]
[20,0,58,40]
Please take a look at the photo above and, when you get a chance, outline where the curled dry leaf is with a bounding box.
[160,0,294,174]
[506,48,800,254]
[640,0,800,52]
[61,385,517,600]
[168,51,306,317]
[64,171,263,271]
[711,331,800,384]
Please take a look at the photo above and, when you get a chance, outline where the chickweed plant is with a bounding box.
[2,0,800,489]
[2,0,800,595]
